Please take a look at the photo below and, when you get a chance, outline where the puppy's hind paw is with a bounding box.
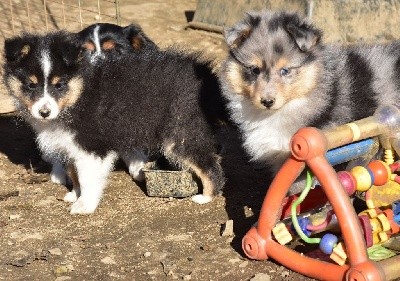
[70,197,98,215]
[63,190,78,203]
[131,170,145,182]
[191,194,212,204]
[50,171,68,185]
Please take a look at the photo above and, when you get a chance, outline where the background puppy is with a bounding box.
[4,32,226,214]
[44,23,157,186]
[78,22,158,64]
[220,10,400,173]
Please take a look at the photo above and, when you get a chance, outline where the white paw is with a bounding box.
[50,170,67,185]
[70,197,99,214]
[128,163,145,182]
[63,190,78,203]
[131,170,145,182]
[191,194,212,204]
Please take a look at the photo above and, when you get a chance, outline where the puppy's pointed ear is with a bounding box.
[4,36,31,63]
[284,19,322,52]
[224,11,261,49]
[123,23,157,50]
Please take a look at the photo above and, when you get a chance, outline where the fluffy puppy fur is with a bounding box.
[3,31,226,214]
[44,23,157,186]
[219,10,400,173]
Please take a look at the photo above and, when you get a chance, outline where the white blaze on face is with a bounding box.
[31,51,60,120]
[90,25,105,64]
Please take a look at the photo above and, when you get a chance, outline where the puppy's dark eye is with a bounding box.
[280,67,291,77]
[250,66,261,75]
[27,82,37,90]
[54,82,65,90]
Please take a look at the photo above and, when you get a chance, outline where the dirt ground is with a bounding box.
[0,1,315,280]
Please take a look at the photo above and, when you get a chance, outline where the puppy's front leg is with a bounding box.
[41,152,68,185]
[70,151,117,214]
[63,163,80,203]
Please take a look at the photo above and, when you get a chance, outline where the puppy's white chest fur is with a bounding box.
[35,126,83,160]
[228,97,308,168]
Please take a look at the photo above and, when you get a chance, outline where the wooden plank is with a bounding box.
[191,0,306,33]
[190,0,400,42]
[191,0,269,31]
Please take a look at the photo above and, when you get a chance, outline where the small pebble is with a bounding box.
[281,270,290,278]
[9,214,20,220]
[54,265,69,275]
[101,256,116,265]
[55,277,72,281]
[250,273,271,281]
[221,220,234,237]
[49,248,62,256]
[143,251,151,258]
[228,258,241,264]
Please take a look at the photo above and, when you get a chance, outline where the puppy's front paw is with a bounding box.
[70,197,99,214]
[191,194,212,204]
[63,190,78,203]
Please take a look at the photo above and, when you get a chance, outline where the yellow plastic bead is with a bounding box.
[350,166,372,192]
[359,208,378,218]
[330,242,347,266]
[373,231,389,245]
[366,199,375,209]
[272,222,292,245]
[384,149,394,165]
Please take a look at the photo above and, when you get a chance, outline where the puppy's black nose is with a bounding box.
[261,98,275,108]
[39,107,51,118]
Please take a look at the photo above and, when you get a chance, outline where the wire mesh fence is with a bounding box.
[0,0,120,39]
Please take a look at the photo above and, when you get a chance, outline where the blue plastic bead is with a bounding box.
[319,233,338,255]
[393,201,400,225]
[292,217,312,237]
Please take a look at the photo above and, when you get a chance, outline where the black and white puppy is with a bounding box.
[44,23,158,186]
[77,22,158,64]
[4,31,226,214]
[219,10,400,173]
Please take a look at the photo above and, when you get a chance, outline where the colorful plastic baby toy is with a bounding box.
[242,105,400,281]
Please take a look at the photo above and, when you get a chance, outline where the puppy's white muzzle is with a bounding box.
[31,95,60,120]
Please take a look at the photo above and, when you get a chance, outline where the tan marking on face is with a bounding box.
[285,63,319,100]
[21,45,30,57]
[29,75,38,84]
[250,79,269,109]
[275,57,289,70]
[225,60,266,109]
[243,82,265,110]
[102,40,115,50]
[249,56,263,70]
[51,76,60,85]
[269,62,320,108]
[225,61,246,95]
[7,76,33,110]
[131,36,143,50]
[57,77,83,110]
[83,41,95,51]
